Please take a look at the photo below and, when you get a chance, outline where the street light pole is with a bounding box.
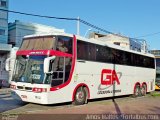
[84,28,92,38]
[77,16,80,35]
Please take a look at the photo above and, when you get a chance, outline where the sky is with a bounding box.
[9,0,160,50]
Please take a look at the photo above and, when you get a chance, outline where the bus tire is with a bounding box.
[141,84,147,96]
[133,85,141,97]
[83,87,89,104]
[73,87,86,105]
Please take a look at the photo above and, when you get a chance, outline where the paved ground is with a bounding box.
[1,88,160,120]
[0,88,27,113]
[28,95,160,114]
[1,91,160,114]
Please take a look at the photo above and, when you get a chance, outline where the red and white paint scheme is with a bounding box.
[10,32,156,105]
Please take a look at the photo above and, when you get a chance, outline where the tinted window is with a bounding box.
[20,36,56,50]
[77,40,88,60]
[124,52,131,65]
[112,49,122,64]
[77,40,155,69]
[96,45,112,63]
[57,36,73,54]
[88,43,96,61]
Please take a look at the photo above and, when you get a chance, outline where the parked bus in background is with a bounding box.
[155,58,160,90]
[150,50,160,90]
[10,33,156,105]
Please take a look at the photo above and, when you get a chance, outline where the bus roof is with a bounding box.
[23,32,73,39]
[23,33,155,58]
[76,35,155,58]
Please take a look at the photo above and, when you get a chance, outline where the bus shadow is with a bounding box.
[112,98,122,114]
[0,99,28,113]
[32,101,72,108]
[88,95,130,103]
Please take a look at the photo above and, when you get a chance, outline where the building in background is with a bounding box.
[0,20,64,86]
[8,20,65,47]
[150,50,160,90]
[89,33,130,49]
[89,32,148,53]
[0,0,8,44]
[0,0,12,86]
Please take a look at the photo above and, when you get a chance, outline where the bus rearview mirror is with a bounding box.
[44,56,56,73]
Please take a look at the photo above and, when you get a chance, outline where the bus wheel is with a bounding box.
[73,87,86,105]
[133,85,141,97]
[141,84,147,96]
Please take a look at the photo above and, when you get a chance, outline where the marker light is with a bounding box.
[10,84,16,89]
[32,87,47,93]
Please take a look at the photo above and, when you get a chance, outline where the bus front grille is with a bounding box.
[17,86,32,91]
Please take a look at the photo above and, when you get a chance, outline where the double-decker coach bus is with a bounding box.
[10,33,156,105]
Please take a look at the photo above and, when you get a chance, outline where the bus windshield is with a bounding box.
[12,55,46,84]
[19,36,56,50]
[19,35,73,54]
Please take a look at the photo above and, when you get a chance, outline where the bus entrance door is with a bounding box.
[51,56,71,87]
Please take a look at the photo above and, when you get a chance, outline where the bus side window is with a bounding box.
[57,40,68,53]
[56,36,73,54]
[77,40,88,60]
[88,43,96,61]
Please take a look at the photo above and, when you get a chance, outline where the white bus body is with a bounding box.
[10,33,156,105]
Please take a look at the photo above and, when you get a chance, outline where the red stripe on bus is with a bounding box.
[142,82,147,92]
[134,82,140,94]
[16,50,72,57]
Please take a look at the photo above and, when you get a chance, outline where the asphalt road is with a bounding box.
[0,88,73,114]
[0,88,27,113]
[1,91,160,120]
[1,88,160,116]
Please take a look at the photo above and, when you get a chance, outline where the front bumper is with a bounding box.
[11,89,49,104]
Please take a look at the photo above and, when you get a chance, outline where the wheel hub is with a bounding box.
[76,91,84,102]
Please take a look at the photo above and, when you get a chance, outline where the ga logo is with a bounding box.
[101,69,120,85]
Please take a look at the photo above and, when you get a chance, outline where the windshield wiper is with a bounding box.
[31,79,34,84]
